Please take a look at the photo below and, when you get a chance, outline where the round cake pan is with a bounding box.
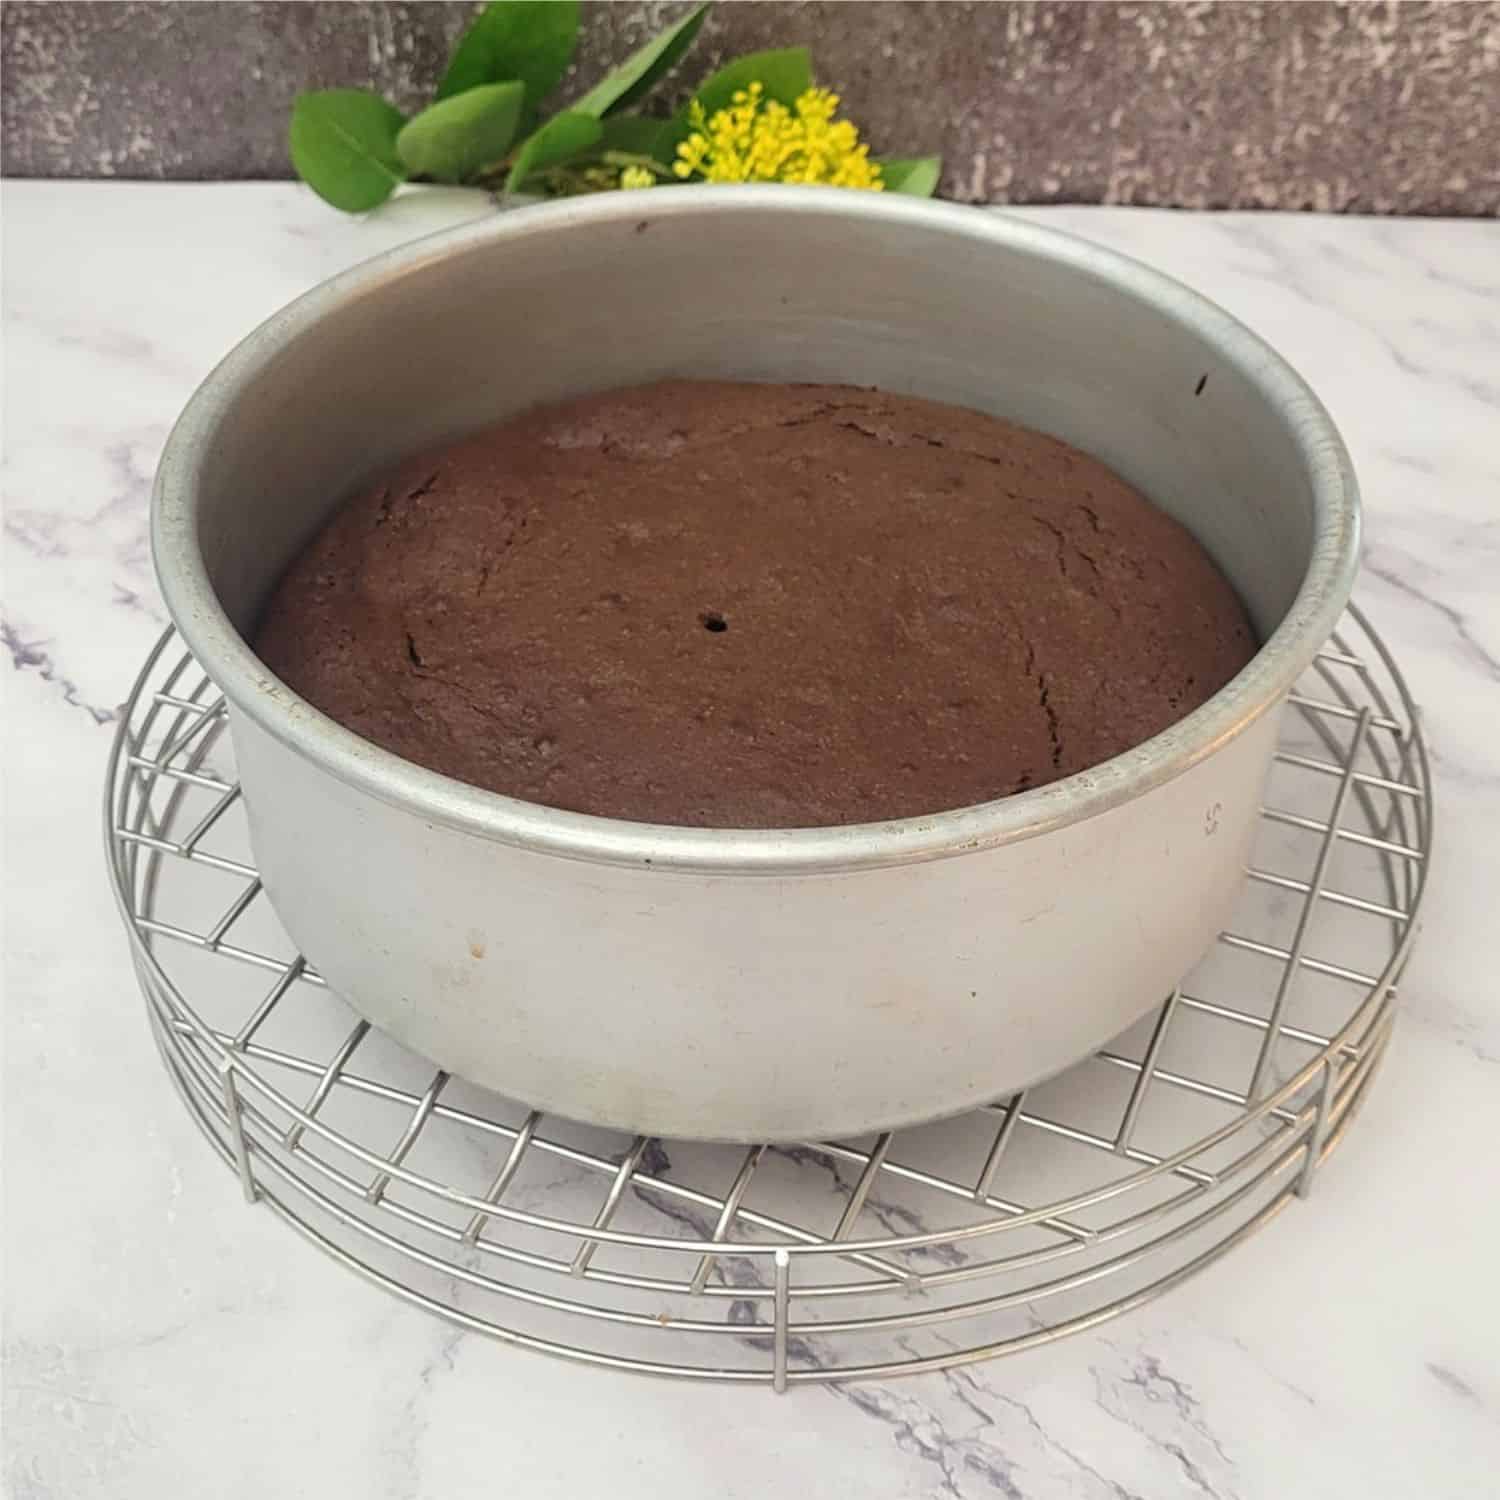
[152,187,1360,1142]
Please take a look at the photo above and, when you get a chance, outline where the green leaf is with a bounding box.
[598,113,678,166]
[504,110,603,193]
[573,2,710,117]
[397,81,527,183]
[436,0,580,108]
[880,156,943,197]
[688,47,812,118]
[288,89,407,212]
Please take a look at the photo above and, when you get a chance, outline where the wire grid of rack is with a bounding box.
[104,606,1428,1389]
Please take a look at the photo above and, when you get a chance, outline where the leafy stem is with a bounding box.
[599,151,677,178]
[288,1,941,212]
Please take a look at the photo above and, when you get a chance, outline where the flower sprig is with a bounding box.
[673,83,882,189]
[288,2,940,213]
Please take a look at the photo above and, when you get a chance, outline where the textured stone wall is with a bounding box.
[3,1,1497,214]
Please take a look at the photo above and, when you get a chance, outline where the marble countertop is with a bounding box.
[4,183,1497,1499]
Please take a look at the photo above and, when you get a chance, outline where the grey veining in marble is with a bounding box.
[4,1,1500,214]
[3,184,1499,1497]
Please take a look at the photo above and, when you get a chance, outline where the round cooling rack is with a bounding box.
[104,605,1429,1389]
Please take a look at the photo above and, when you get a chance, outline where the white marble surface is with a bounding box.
[4,183,1498,1498]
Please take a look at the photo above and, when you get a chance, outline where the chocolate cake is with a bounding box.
[254,381,1256,827]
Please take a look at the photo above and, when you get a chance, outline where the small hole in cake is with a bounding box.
[701,612,728,633]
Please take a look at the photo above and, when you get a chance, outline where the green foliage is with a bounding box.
[504,110,604,194]
[287,2,941,211]
[437,0,580,108]
[689,47,812,118]
[573,3,710,116]
[396,82,526,183]
[597,114,680,167]
[288,90,406,211]
[880,157,943,197]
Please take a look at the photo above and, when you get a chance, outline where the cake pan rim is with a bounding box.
[151,186,1360,876]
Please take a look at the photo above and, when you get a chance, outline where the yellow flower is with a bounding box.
[673,83,883,190]
[619,165,657,190]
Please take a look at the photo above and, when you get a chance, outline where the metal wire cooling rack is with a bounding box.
[105,605,1429,1388]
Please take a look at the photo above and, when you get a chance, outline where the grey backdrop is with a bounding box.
[3,1,1497,214]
